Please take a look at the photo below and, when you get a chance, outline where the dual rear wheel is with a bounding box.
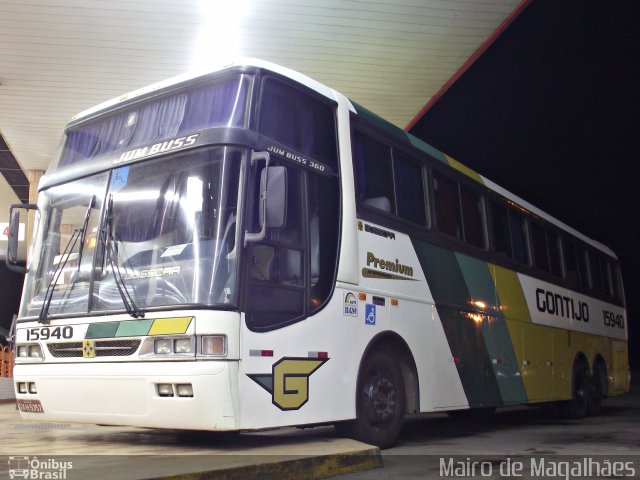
[562,360,607,418]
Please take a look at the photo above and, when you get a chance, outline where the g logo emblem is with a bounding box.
[249,357,328,410]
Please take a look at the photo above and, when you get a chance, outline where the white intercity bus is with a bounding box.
[7,59,628,447]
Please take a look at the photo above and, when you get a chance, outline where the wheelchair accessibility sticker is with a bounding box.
[365,304,376,325]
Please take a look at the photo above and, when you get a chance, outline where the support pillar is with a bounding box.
[26,169,44,262]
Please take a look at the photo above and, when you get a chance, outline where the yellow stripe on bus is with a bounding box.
[444,154,483,184]
[148,317,193,335]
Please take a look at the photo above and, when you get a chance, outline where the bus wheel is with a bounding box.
[338,349,405,449]
[588,363,606,415]
[562,362,589,419]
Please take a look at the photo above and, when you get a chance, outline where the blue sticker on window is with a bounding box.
[365,304,376,326]
[110,166,129,190]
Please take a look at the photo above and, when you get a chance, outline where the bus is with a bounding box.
[7,59,629,448]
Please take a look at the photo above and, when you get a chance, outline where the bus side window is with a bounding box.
[612,263,624,302]
[548,230,563,277]
[576,246,590,289]
[588,250,608,296]
[604,260,615,299]
[531,221,550,272]
[433,171,462,239]
[308,174,340,312]
[509,210,529,265]
[393,152,427,226]
[459,185,485,248]
[353,131,395,213]
[490,200,511,257]
[563,237,579,285]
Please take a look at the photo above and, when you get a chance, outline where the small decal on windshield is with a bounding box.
[161,244,188,257]
[110,166,129,190]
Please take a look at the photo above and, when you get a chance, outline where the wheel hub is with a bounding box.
[364,374,397,425]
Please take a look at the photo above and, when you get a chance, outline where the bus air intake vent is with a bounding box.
[47,340,141,358]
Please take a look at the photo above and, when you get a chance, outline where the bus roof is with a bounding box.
[66,59,614,258]
[69,58,355,127]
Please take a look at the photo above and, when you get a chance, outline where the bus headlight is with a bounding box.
[201,335,226,356]
[154,339,172,355]
[16,344,43,360]
[140,336,196,358]
[174,338,192,354]
[28,345,43,358]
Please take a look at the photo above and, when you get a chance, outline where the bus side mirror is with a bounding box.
[262,166,287,230]
[244,152,288,247]
[6,203,37,274]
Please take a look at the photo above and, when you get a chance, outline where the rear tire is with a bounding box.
[336,349,405,449]
[588,363,606,415]
[562,362,590,419]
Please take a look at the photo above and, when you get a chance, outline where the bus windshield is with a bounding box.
[21,146,242,319]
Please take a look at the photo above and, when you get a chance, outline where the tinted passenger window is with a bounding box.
[588,252,605,293]
[531,221,550,272]
[577,246,589,289]
[490,201,511,257]
[563,238,579,284]
[433,172,462,238]
[353,131,395,213]
[460,186,484,248]
[548,230,562,277]
[509,211,529,265]
[393,152,427,225]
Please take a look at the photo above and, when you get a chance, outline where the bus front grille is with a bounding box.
[47,340,141,358]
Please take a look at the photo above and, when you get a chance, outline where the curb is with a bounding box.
[147,449,383,480]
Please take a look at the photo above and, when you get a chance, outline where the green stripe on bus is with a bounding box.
[455,254,528,404]
[115,319,154,337]
[85,322,120,339]
[412,239,502,408]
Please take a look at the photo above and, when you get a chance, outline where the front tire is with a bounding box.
[336,349,405,448]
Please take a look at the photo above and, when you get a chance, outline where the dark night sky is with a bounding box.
[409,0,640,367]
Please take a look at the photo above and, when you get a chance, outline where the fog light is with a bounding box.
[28,383,37,394]
[154,339,172,355]
[201,335,226,355]
[28,345,42,358]
[157,384,174,397]
[176,384,193,397]
[174,338,192,354]
[17,346,27,358]
[17,382,27,394]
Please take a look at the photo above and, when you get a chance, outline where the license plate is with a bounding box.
[16,399,44,413]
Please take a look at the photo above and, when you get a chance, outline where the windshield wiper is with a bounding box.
[76,195,96,272]
[101,195,145,319]
[39,195,96,324]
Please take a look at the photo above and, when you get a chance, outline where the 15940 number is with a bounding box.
[26,326,73,341]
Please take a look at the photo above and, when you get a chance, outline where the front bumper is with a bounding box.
[13,360,239,430]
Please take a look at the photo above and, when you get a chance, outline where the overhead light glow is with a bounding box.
[190,0,251,71]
